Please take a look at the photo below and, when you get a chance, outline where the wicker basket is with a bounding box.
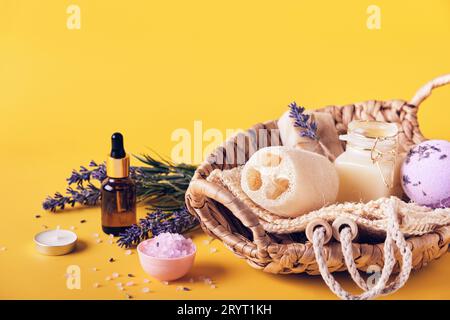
[185,75,450,299]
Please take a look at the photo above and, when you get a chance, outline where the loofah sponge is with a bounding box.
[240,146,339,218]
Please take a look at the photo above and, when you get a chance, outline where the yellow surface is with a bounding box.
[1,0,450,300]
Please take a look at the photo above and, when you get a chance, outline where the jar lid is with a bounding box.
[34,229,77,256]
[348,120,398,139]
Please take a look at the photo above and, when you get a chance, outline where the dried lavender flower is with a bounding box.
[43,155,196,213]
[288,102,319,140]
[42,192,75,212]
[117,207,198,248]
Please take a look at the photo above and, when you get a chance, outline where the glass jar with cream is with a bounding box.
[335,120,403,203]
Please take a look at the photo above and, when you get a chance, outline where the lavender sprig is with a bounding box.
[42,192,74,212]
[67,161,107,185]
[288,102,319,140]
[43,161,107,212]
[43,155,197,212]
[117,207,199,248]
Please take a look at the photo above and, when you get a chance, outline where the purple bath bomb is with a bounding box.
[401,140,450,208]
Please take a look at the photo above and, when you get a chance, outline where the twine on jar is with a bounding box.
[370,135,398,188]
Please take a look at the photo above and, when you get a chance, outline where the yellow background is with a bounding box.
[0,0,449,299]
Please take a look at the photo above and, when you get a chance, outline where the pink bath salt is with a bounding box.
[141,233,195,259]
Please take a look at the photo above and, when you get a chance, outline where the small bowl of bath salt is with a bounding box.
[137,233,196,281]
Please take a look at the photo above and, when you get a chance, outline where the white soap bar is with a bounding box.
[241,146,339,217]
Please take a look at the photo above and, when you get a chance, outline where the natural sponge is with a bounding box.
[241,146,339,217]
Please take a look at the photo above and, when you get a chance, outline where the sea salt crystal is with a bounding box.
[126,281,134,287]
[105,276,111,281]
[112,272,119,278]
[140,232,196,259]
[92,267,98,272]
[0,247,6,252]
[202,239,210,245]
[93,282,100,288]
[92,233,99,238]
[210,284,217,289]
[209,247,217,254]
[96,239,102,244]
[70,226,76,230]
[108,240,114,245]
[109,234,114,239]
[162,281,169,286]
[142,287,151,293]
[115,282,123,287]
[124,250,132,255]
[143,279,150,284]
[118,286,124,291]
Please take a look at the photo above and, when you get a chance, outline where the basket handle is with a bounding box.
[410,74,450,107]
[310,197,412,300]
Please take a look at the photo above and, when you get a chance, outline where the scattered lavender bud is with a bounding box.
[35,215,41,219]
[125,293,133,299]
[127,274,135,278]
[80,220,86,224]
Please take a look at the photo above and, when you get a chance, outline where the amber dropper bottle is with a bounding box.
[101,132,137,236]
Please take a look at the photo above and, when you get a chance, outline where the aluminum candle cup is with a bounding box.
[34,229,77,255]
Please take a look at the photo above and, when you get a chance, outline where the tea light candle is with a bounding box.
[34,229,77,255]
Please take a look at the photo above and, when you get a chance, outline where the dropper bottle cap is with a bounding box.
[106,132,130,178]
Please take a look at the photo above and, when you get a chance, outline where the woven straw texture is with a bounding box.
[185,75,450,279]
